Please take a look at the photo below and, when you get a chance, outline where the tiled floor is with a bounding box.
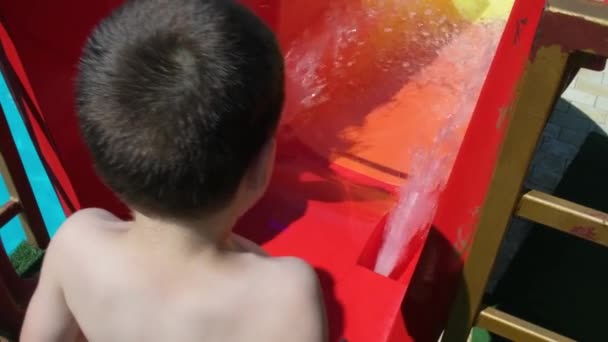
[530,67,608,193]
[489,65,608,292]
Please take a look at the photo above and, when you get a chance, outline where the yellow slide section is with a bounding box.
[453,0,515,22]
[360,0,515,34]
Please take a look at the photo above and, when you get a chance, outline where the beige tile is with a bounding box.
[596,96,608,111]
[575,78,608,98]
[569,101,608,124]
[578,68,604,84]
[562,87,597,106]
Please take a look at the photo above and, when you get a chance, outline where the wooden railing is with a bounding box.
[443,0,608,341]
[0,75,49,339]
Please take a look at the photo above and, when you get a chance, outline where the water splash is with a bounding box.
[277,0,508,277]
[282,0,460,124]
[374,21,505,276]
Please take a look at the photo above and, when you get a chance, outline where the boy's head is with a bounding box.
[76,0,284,219]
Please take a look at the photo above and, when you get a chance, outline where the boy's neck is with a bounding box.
[130,209,238,255]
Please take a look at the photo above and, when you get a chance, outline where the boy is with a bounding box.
[20,0,327,341]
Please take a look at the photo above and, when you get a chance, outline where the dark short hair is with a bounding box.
[76,0,284,217]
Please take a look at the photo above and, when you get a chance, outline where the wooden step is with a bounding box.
[516,190,608,247]
[477,307,574,342]
[0,199,21,228]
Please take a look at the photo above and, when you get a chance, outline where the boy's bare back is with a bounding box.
[21,0,326,340]
[22,209,325,342]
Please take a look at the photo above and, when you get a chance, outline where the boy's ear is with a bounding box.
[247,138,276,191]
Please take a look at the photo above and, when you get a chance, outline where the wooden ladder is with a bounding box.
[443,1,608,341]
[0,86,49,336]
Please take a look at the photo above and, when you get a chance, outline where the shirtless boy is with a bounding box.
[20,0,327,341]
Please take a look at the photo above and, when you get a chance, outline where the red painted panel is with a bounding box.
[0,0,547,340]
[405,1,548,340]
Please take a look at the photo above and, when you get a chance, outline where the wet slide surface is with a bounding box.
[233,2,512,340]
[0,0,541,340]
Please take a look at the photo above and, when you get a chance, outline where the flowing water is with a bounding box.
[279,0,510,276]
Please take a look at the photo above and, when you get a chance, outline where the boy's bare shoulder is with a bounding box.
[65,206,121,227]
[253,256,327,341]
[241,253,313,281]
[65,207,121,225]
[46,208,122,258]
[231,234,319,291]
[55,207,120,236]
[266,256,320,288]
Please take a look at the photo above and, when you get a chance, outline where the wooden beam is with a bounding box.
[540,0,608,57]
[0,99,49,248]
[442,45,570,342]
[0,199,21,228]
[517,190,608,247]
[478,307,575,342]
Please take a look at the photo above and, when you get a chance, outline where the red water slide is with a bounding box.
[0,0,547,340]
